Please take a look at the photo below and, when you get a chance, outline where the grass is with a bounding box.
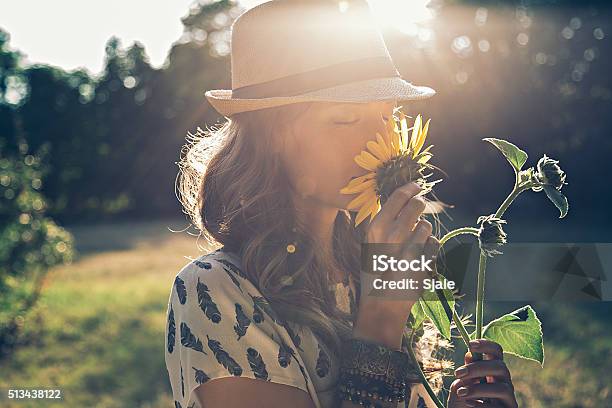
[0,217,205,408]
[0,218,610,407]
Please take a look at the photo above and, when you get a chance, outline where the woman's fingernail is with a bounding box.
[455,366,468,378]
[469,340,481,348]
[457,387,469,397]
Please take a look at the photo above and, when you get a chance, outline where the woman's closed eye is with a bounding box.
[334,117,361,125]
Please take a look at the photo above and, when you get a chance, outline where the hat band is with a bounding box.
[231,56,401,99]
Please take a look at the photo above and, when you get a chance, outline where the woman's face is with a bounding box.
[279,100,397,210]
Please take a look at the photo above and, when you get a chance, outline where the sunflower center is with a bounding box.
[375,153,425,206]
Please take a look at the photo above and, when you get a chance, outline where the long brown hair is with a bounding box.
[176,102,454,393]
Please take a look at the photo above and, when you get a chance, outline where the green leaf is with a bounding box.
[542,185,569,218]
[410,299,426,330]
[470,305,545,366]
[418,273,455,340]
[483,138,528,173]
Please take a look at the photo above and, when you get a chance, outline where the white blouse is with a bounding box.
[164,248,438,408]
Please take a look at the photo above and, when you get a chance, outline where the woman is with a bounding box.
[164,1,518,407]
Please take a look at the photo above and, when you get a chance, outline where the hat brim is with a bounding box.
[204,76,435,117]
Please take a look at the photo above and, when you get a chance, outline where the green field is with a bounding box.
[1,219,610,407]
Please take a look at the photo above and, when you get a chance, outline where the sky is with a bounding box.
[0,0,433,77]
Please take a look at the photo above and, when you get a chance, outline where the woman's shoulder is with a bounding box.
[170,247,283,324]
[174,247,248,293]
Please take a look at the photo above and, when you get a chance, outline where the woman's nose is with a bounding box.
[370,110,392,138]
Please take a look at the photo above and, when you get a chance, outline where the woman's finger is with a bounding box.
[464,400,506,408]
[454,359,512,383]
[468,339,504,361]
[371,182,422,233]
[390,196,426,241]
[455,382,517,408]
[407,218,432,245]
[399,219,431,263]
[424,235,440,258]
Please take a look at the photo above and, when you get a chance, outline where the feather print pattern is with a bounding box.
[249,294,285,325]
[282,322,303,352]
[233,303,250,340]
[206,334,243,376]
[193,366,210,384]
[166,250,327,408]
[194,260,212,270]
[251,299,264,323]
[277,338,296,368]
[215,258,248,279]
[167,304,176,354]
[196,277,222,323]
[174,276,187,304]
[180,322,207,354]
[222,267,244,293]
[180,363,185,397]
[246,347,270,380]
[315,343,330,378]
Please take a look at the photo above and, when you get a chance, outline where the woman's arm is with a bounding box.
[195,374,383,408]
[194,376,317,408]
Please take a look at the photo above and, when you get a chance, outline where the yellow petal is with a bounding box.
[421,144,434,154]
[388,122,401,153]
[400,113,409,151]
[340,178,375,194]
[375,132,392,158]
[355,201,374,226]
[358,150,381,165]
[367,140,390,162]
[410,114,422,152]
[386,117,400,152]
[355,155,377,171]
[347,190,376,210]
[414,118,430,157]
[417,153,432,164]
[368,200,382,222]
[343,173,375,191]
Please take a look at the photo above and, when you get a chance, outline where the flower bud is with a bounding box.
[477,214,508,257]
[534,154,567,191]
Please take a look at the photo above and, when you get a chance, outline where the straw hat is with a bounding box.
[204,0,436,117]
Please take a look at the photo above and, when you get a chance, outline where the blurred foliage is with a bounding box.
[0,133,74,354]
[1,0,234,223]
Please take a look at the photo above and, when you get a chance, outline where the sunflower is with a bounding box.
[340,109,441,226]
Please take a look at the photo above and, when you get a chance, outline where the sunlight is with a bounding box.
[240,0,437,29]
[364,0,436,30]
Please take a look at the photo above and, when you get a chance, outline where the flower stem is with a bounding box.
[452,309,471,347]
[439,227,480,245]
[409,329,446,408]
[437,228,478,347]
[473,180,533,361]
[494,181,527,218]
[474,252,487,356]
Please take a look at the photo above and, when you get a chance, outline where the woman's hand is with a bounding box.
[447,339,518,408]
[351,181,440,350]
